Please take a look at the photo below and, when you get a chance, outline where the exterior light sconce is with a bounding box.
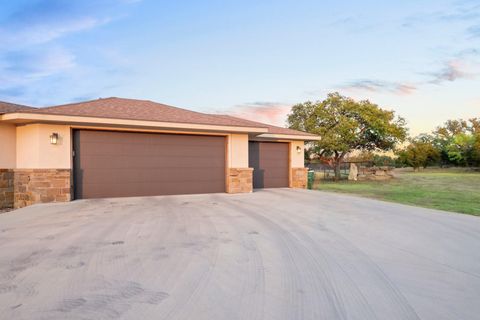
[50,133,59,145]
[296,146,302,154]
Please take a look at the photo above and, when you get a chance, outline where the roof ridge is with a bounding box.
[41,97,120,110]
[0,101,37,115]
[0,101,36,109]
[141,99,224,118]
[42,97,217,119]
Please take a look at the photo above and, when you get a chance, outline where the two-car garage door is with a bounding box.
[73,130,226,199]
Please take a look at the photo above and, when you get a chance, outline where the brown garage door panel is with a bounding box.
[249,142,289,188]
[80,180,225,199]
[80,168,225,183]
[74,130,226,199]
[79,143,222,157]
[77,155,225,169]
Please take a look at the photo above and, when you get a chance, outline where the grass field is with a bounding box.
[314,168,480,216]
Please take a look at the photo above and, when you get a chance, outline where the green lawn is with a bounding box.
[314,169,480,216]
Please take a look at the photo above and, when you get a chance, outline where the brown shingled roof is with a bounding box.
[24,97,267,128]
[0,101,36,114]
[5,97,315,137]
[212,115,316,136]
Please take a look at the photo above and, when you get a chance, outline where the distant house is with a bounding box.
[0,98,319,208]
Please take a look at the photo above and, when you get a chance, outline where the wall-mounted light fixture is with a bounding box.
[296,146,302,154]
[50,133,59,145]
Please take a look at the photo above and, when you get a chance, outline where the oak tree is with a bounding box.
[287,93,407,179]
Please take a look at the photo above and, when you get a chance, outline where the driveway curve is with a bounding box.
[0,189,479,320]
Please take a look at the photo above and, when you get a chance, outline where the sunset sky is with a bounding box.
[0,0,479,135]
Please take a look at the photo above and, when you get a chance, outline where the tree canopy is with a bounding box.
[287,92,408,178]
[395,118,480,169]
[396,135,440,170]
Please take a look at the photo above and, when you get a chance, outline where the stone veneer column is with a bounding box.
[227,168,253,193]
[0,169,14,209]
[14,169,71,209]
[291,167,308,189]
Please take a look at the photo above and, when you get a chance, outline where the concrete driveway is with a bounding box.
[1,189,479,320]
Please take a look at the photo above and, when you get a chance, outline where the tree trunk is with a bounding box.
[334,162,341,180]
[333,153,343,181]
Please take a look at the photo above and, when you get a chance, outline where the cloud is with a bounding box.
[339,53,479,96]
[341,80,417,96]
[438,4,480,22]
[217,102,292,126]
[0,0,141,105]
[5,47,75,76]
[0,0,140,49]
[0,17,107,48]
[455,48,480,58]
[403,2,480,26]
[441,3,480,39]
[0,1,108,48]
[0,47,75,85]
[428,60,476,84]
[0,47,77,105]
[401,2,480,41]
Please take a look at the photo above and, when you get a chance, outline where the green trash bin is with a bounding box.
[307,170,315,189]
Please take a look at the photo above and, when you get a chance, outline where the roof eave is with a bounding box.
[0,112,269,134]
[253,133,321,141]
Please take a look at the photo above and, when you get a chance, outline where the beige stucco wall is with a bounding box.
[16,124,71,169]
[11,123,302,171]
[228,134,249,168]
[13,124,251,170]
[0,123,17,168]
[290,140,305,168]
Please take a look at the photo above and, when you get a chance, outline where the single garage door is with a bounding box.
[249,141,289,188]
[73,130,226,199]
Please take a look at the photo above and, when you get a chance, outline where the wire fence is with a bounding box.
[306,161,374,181]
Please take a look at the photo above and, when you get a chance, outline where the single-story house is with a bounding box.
[0,98,320,209]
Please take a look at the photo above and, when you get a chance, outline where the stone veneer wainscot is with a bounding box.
[227,168,253,193]
[0,169,14,209]
[291,167,308,189]
[13,169,71,209]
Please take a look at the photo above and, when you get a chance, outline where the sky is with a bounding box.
[0,0,479,135]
